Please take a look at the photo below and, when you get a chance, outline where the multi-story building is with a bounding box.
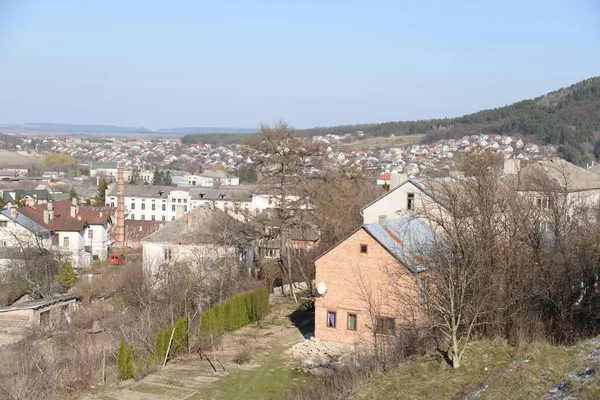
[105,184,263,221]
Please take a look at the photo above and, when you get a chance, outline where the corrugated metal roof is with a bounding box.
[363,218,436,273]
[0,295,77,312]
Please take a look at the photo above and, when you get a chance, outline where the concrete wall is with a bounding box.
[362,181,425,224]
[314,228,420,345]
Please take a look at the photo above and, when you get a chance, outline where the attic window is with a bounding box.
[360,244,368,254]
[219,193,226,199]
[407,193,415,211]
[199,192,205,198]
[158,190,165,196]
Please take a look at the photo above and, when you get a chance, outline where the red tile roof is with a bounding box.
[18,200,115,232]
[378,172,391,180]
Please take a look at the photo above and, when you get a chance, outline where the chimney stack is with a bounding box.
[43,209,49,225]
[10,206,17,218]
[187,212,193,225]
[378,215,387,227]
[115,167,126,252]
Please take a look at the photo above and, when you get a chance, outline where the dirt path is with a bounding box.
[80,298,308,400]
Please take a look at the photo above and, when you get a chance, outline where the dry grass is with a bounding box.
[333,134,425,151]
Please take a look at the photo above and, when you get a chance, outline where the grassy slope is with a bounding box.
[354,339,600,400]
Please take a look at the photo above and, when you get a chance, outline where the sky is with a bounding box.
[0,0,599,130]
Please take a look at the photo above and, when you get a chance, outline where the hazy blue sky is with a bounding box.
[0,0,598,129]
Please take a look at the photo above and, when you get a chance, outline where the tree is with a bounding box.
[234,164,258,183]
[164,170,172,186]
[93,179,109,206]
[68,187,77,200]
[130,167,141,185]
[245,121,324,303]
[153,167,162,186]
[198,165,205,174]
[56,260,75,288]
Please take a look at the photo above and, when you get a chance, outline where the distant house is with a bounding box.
[376,172,391,186]
[141,204,256,278]
[90,162,119,179]
[314,217,435,344]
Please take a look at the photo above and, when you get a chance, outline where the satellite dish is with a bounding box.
[316,282,327,296]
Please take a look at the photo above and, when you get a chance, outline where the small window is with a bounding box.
[376,317,396,336]
[172,205,176,212]
[163,247,172,260]
[110,202,115,207]
[0,221,7,228]
[183,199,187,203]
[347,313,357,331]
[130,202,135,210]
[151,204,155,211]
[162,216,166,221]
[63,236,69,247]
[360,244,368,254]
[151,215,155,220]
[177,198,181,203]
[327,311,336,328]
[419,277,429,305]
[141,203,145,210]
[141,214,145,220]
[162,204,166,211]
[407,193,415,211]
[171,216,175,221]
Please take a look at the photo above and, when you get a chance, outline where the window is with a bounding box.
[1,240,7,246]
[151,215,155,221]
[172,205,176,212]
[265,248,279,258]
[177,198,181,203]
[63,236,70,247]
[110,202,115,207]
[171,216,175,221]
[327,311,337,328]
[162,216,166,221]
[151,204,155,211]
[0,221,7,228]
[360,244,368,254]
[183,199,187,203]
[141,203,145,210]
[536,196,550,209]
[419,277,429,305]
[130,202,135,210]
[162,204,166,211]
[163,247,172,260]
[184,206,187,212]
[407,193,415,210]
[376,317,396,336]
[52,235,59,246]
[347,313,357,331]
[141,214,145,220]
[130,215,135,220]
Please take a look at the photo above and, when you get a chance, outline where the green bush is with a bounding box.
[56,260,76,288]
[155,330,165,363]
[199,288,270,342]
[117,340,134,380]
[171,317,188,356]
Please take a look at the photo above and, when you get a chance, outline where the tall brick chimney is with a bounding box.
[115,167,126,252]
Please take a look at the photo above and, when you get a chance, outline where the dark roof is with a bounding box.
[125,220,166,242]
[106,184,256,202]
[19,204,87,232]
[141,205,247,245]
[51,199,114,225]
[0,295,78,312]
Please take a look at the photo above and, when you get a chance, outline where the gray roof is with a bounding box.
[0,209,53,236]
[106,184,256,202]
[0,295,77,312]
[141,205,246,245]
[363,218,436,273]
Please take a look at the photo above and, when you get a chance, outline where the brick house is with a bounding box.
[314,217,434,345]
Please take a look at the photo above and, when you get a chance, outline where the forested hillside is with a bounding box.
[299,77,600,164]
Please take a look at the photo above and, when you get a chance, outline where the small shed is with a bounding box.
[0,295,78,332]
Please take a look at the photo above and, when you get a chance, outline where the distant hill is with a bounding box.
[299,76,600,164]
[0,123,154,134]
[158,127,258,135]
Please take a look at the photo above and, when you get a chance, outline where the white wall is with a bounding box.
[362,181,426,224]
[84,223,110,261]
[55,230,87,268]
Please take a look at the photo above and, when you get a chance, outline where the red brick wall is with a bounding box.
[314,228,419,345]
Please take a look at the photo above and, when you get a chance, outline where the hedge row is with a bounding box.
[199,288,269,341]
[155,316,188,364]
